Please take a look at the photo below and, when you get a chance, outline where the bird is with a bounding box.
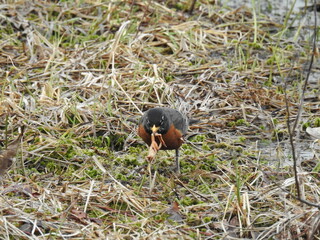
[137,107,188,173]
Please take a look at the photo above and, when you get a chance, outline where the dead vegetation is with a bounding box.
[0,0,320,239]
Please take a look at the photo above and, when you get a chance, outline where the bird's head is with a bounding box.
[144,108,169,134]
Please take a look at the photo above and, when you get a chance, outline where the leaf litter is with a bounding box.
[0,0,319,239]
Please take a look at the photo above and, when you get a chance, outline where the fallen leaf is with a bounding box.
[167,201,183,222]
[69,208,88,224]
[146,133,168,161]
[0,126,24,175]
[2,183,33,197]
[147,144,158,162]
[71,209,87,219]
[154,133,167,148]
[147,133,161,162]
[19,220,48,236]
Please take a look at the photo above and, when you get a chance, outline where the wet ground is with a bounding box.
[226,0,310,17]
[227,0,318,40]
[225,0,320,168]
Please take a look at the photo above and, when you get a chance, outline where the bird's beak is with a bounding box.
[151,125,159,133]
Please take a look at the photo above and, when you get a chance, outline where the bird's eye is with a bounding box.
[159,115,164,125]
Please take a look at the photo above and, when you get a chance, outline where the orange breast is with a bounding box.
[138,124,183,150]
[137,124,152,146]
[160,124,183,150]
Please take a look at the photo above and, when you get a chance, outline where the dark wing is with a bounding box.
[160,108,188,135]
[138,110,147,126]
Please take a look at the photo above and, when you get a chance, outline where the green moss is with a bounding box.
[236,119,248,126]
[199,155,217,171]
[227,119,249,127]
[65,165,76,176]
[109,201,129,211]
[264,78,273,87]
[314,118,320,127]
[116,173,127,181]
[186,213,201,225]
[302,122,310,130]
[128,146,143,154]
[181,160,196,172]
[272,129,286,141]
[249,42,263,49]
[174,2,184,11]
[266,55,276,65]
[82,149,95,156]
[154,214,164,221]
[198,184,212,194]
[203,216,212,223]
[164,74,174,82]
[285,44,294,50]
[313,162,320,173]
[235,146,243,152]
[108,134,126,151]
[227,121,236,127]
[65,146,78,159]
[276,86,284,94]
[117,154,140,167]
[237,136,246,143]
[188,179,196,186]
[202,143,210,151]
[85,168,101,178]
[46,161,59,172]
[24,208,35,213]
[190,135,207,142]
[180,197,201,206]
[89,136,104,147]
[214,142,229,149]
[183,148,196,155]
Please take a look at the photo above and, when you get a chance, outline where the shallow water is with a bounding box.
[224,0,319,46]
[223,0,320,168]
[225,0,309,17]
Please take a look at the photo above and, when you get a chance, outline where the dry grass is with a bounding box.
[0,0,320,239]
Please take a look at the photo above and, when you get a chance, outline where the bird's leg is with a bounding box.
[175,149,180,174]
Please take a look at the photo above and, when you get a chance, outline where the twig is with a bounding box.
[189,0,197,15]
[261,169,320,209]
[84,180,95,213]
[292,4,317,131]
[284,87,301,198]
[284,0,318,203]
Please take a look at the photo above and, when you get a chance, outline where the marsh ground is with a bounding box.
[0,0,319,239]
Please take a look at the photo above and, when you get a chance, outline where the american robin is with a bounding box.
[137,107,188,173]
